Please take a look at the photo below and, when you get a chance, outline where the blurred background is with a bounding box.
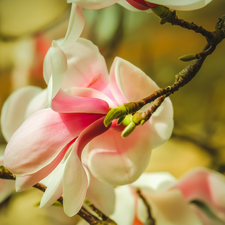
[0,0,225,224]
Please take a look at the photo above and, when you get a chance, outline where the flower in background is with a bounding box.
[111,168,225,225]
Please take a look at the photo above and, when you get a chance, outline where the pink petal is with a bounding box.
[15,140,75,192]
[63,149,88,217]
[66,87,117,108]
[109,57,160,104]
[1,86,43,142]
[0,179,15,203]
[145,0,212,11]
[44,38,109,93]
[75,116,111,159]
[87,126,152,185]
[174,168,225,216]
[4,108,103,176]
[67,0,119,9]
[52,89,109,114]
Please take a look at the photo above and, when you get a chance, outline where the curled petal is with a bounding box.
[118,0,151,11]
[48,42,68,102]
[87,126,152,185]
[4,108,103,175]
[146,0,212,10]
[1,86,42,142]
[61,3,84,48]
[63,149,88,217]
[52,89,109,114]
[109,57,159,104]
[67,0,119,9]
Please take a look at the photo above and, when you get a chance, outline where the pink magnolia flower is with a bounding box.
[111,168,225,225]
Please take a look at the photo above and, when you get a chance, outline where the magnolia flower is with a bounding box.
[111,168,225,225]
[2,0,172,217]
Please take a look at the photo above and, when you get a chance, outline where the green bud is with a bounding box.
[151,5,168,17]
[104,105,127,127]
[179,54,196,62]
[122,122,136,138]
[140,120,146,125]
[122,115,132,126]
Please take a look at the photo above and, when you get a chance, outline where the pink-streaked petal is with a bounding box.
[44,38,109,93]
[61,3,84,48]
[52,89,109,114]
[66,87,117,108]
[146,98,174,149]
[25,89,48,119]
[4,108,103,176]
[146,0,212,11]
[1,86,42,142]
[87,126,152,185]
[39,163,64,208]
[110,57,160,105]
[85,167,115,215]
[63,149,88,217]
[174,168,225,216]
[67,0,119,9]
[75,117,111,159]
[48,41,68,102]
[15,140,74,192]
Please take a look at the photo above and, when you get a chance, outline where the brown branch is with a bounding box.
[136,188,155,225]
[152,6,214,41]
[0,166,116,225]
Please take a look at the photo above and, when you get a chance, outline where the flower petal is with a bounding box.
[85,167,115,215]
[63,149,88,217]
[174,168,225,216]
[87,126,152,185]
[109,57,159,104]
[61,3,84,48]
[52,89,109,114]
[67,0,119,10]
[4,108,103,175]
[146,98,174,149]
[0,179,15,203]
[118,0,151,11]
[1,86,43,142]
[39,162,64,208]
[44,38,109,93]
[15,140,74,192]
[146,0,212,11]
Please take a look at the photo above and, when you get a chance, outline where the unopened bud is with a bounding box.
[122,122,136,138]
[179,54,196,62]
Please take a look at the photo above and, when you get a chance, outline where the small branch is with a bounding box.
[136,188,155,225]
[151,6,214,41]
[0,166,116,225]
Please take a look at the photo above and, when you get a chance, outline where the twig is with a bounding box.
[0,166,116,225]
[136,188,155,225]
